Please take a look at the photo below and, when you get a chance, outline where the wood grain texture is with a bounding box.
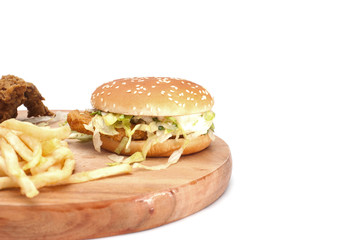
[0,111,232,240]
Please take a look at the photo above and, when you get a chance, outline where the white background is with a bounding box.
[1,0,361,239]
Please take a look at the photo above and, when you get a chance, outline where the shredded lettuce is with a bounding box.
[84,115,118,136]
[92,129,102,152]
[69,131,93,142]
[114,136,129,154]
[133,140,189,171]
[103,113,119,126]
[90,110,102,116]
[88,110,215,169]
[203,111,215,121]
[107,154,125,165]
[123,152,145,164]
[208,129,216,141]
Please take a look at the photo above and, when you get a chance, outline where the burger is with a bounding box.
[67,77,215,166]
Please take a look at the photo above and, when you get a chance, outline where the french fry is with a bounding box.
[0,119,134,198]
[41,138,62,156]
[0,128,34,162]
[0,138,39,198]
[31,147,73,175]
[19,134,42,170]
[30,158,75,188]
[48,163,62,172]
[60,163,132,184]
[0,119,71,141]
[0,158,75,190]
[0,160,131,190]
[0,155,8,176]
[0,176,17,189]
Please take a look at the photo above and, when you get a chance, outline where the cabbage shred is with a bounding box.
[83,110,215,170]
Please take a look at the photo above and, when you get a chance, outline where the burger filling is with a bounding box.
[68,110,215,169]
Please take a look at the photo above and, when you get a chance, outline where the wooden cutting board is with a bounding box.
[0,111,232,240]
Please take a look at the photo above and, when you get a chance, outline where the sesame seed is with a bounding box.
[133,106,136,110]
[170,90,175,93]
[96,93,100,96]
[107,92,111,96]
[100,98,104,102]
[126,90,131,93]
[113,104,116,108]
[134,91,137,94]
[175,100,178,104]
[187,97,190,100]
[122,82,126,85]
[152,85,156,88]
[147,92,151,96]
[101,91,104,95]
[168,97,173,101]
[179,93,184,96]
[201,95,207,100]
[115,86,119,89]
[138,91,143,94]
[168,93,172,96]
[161,90,165,95]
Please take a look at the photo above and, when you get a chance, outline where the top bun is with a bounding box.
[91,77,214,116]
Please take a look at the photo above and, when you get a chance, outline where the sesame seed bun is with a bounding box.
[91,77,214,116]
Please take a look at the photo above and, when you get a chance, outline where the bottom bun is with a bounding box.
[100,134,212,157]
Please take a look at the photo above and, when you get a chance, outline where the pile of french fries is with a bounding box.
[0,119,131,198]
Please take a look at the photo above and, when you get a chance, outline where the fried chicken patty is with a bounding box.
[67,110,148,141]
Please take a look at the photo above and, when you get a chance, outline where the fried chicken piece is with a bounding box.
[67,110,148,141]
[0,75,54,123]
[0,75,27,122]
[66,110,94,135]
[24,82,54,118]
